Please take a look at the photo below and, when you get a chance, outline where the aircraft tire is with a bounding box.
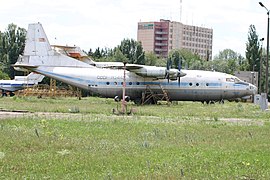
[219,99,224,104]
[210,101,215,104]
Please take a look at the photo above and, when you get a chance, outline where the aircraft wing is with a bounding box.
[105,64,144,70]
[104,63,186,79]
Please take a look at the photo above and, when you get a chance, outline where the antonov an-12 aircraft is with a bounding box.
[0,72,44,96]
[14,23,257,104]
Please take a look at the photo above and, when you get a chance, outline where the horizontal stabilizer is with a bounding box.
[12,64,39,71]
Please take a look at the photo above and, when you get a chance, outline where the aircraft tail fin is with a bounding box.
[14,23,91,70]
[24,23,53,56]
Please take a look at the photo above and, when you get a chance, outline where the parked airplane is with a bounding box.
[14,23,257,104]
[0,72,44,96]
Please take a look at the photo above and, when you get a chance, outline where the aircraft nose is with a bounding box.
[249,84,257,95]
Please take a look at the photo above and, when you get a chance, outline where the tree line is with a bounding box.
[0,23,267,93]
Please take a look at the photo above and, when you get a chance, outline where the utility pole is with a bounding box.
[122,62,127,113]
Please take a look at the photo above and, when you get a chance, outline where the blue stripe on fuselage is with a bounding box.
[36,69,227,88]
[0,83,35,86]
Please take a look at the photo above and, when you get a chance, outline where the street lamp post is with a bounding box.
[259,38,264,94]
[259,2,269,97]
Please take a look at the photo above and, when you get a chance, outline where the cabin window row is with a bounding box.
[103,82,212,87]
[106,82,140,86]
[189,82,209,87]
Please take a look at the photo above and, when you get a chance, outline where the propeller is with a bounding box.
[177,57,187,87]
[177,58,182,87]
[165,59,172,83]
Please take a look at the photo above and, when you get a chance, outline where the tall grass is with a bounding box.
[0,97,270,178]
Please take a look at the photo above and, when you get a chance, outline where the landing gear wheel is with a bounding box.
[219,99,224,104]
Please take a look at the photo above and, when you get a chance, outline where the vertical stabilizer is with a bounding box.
[15,22,92,70]
[24,23,53,56]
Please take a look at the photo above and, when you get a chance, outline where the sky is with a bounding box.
[0,0,268,57]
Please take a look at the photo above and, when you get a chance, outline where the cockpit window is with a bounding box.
[226,77,241,83]
[226,78,235,82]
[234,78,241,83]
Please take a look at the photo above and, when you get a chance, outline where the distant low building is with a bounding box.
[235,71,258,88]
[137,19,213,60]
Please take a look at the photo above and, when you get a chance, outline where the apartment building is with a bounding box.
[137,19,213,60]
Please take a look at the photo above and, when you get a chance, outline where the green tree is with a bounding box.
[246,25,260,71]
[0,70,9,79]
[118,39,145,64]
[113,48,128,62]
[87,48,93,57]
[215,49,239,60]
[213,49,246,74]
[93,47,102,59]
[170,50,181,68]
[0,23,26,79]
[145,52,158,66]
[168,49,202,70]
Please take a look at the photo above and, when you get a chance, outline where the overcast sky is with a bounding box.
[0,0,268,57]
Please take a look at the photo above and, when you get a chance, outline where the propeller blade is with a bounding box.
[166,59,172,83]
[178,59,182,71]
[178,59,182,87]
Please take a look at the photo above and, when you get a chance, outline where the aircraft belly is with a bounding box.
[0,85,26,92]
[95,86,144,99]
[168,88,222,101]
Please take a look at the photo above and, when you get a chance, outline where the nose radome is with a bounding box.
[250,84,258,95]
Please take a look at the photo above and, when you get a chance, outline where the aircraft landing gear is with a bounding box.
[1,90,7,97]
[202,99,225,104]
[219,99,224,104]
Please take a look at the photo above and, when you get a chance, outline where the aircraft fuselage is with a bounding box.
[33,66,256,102]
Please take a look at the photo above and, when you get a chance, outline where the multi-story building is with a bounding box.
[137,19,213,60]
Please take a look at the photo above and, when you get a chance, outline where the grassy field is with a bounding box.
[0,96,270,179]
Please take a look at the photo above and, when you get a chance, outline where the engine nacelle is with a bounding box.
[134,66,166,78]
[133,66,186,80]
